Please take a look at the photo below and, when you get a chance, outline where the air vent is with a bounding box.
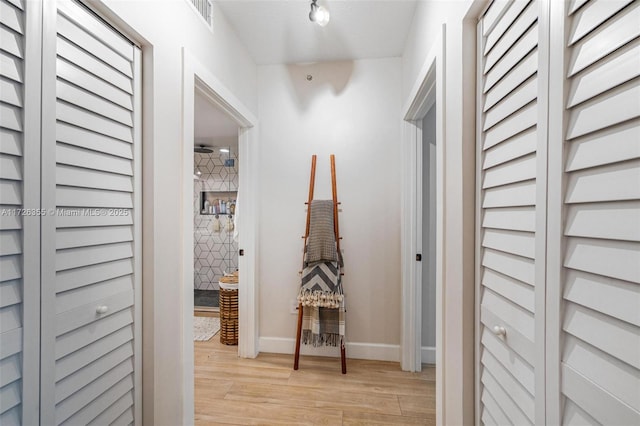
[188,0,213,29]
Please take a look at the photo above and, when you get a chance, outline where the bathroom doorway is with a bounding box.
[193,90,240,313]
[182,52,259,424]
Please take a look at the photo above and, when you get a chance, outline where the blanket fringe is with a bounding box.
[297,289,343,308]
[302,330,341,347]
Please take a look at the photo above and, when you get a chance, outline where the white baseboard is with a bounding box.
[421,346,436,364]
[259,337,400,362]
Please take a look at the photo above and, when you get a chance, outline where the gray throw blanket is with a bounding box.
[304,200,338,266]
[298,200,345,347]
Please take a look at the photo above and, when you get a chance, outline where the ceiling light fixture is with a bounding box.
[309,0,330,27]
[219,148,230,153]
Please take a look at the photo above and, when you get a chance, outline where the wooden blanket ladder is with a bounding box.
[293,154,346,374]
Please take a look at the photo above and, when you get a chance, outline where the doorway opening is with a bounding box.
[420,105,437,366]
[401,25,445,421]
[193,90,240,313]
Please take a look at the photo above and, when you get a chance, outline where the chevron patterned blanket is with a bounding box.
[298,200,345,347]
[299,260,345,347]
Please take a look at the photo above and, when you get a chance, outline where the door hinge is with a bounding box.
[239,249,244,256]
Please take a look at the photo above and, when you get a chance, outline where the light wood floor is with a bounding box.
[194,312,435,425]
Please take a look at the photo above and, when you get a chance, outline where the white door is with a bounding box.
[38,1,142,424]
[0,0,41,424]
[476,0,547,424]
[477,0,640,424]
[550,1,640,424]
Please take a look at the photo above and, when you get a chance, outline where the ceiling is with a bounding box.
[216,0,418,65]
[194,90,239,148]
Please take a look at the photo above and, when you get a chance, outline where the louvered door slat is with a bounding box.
[56,13,132,77]
[483,77,537,131]
[56,122,133,160]
[477,1,545,424]
[566,119,640,172]
[484,50,538,111]
[482,329,535,393]
[484,1,538,73]
[111,406,134,426]
[563,335,639,410]
[0,129,22,157]
[0,1,23,34]
[568,0,633,45]
[55,257,133,293]
[39,1,141,423]
[481,369,533,425]
[55,325,133,382]
[485,0,531,53]
[565,201,640,241]
[564,270,639,326]
[57,276,133,314]
[567,4,640,76]
[56,0,133,61]
[0,26,24,58]
[0,78,23,108]
[483,206,536,232]
[481,308,535,365]
[482,268,535,312]
[0,103,22,132]
[484,24,538,90]
[483,154,536,188]
[562,364,639,425]
[0,51,22,83]
[56,36,133,95]
[57,59,133,110]
[54,360,132,423]
[88,390,134,426]
[56,209,133,228]
[57,143,133,175]
[55,342,133,403]
[482,387,511,425]
[481,350,535,422]
[483,127,537,169]
[567,79,640,140]
[56,241,134,271]
[567,43,639,108]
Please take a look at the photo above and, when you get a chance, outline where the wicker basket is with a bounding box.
[219,286,238,345]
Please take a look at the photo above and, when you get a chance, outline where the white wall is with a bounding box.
[87,1,257,424]
[257,58,403,355]
[402,1,467,103]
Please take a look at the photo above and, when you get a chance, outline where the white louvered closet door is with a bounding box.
[39,0,141,424]
[550,0,640,424]
[476,0,547,424]
[0,0,40,424]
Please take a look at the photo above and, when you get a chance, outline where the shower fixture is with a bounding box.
[309,0,330,27]
[194,145,214,153]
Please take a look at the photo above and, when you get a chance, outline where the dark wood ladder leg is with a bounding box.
[293,305,304,370]
[341,337,347,374]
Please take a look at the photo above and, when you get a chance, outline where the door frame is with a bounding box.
[400,20,445,403]
[181,48,259,425]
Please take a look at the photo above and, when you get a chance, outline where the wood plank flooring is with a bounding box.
[194,313,435,425]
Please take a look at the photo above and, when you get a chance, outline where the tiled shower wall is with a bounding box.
[194,151,238,290]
